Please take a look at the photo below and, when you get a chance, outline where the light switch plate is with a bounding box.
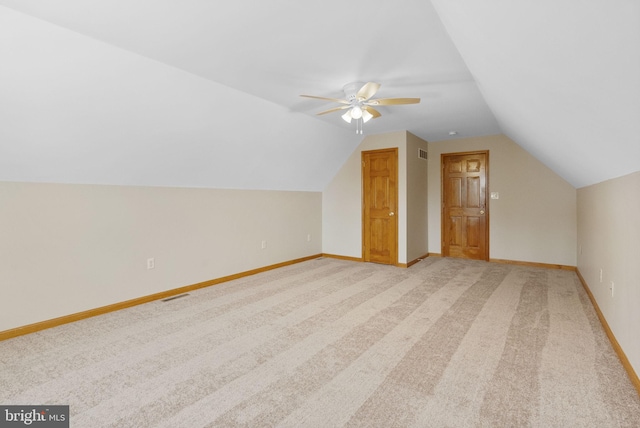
[490,192,499,200]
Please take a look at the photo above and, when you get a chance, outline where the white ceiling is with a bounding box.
[1,1,638,190]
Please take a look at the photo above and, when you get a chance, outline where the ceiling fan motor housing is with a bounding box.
[343,82,363,102]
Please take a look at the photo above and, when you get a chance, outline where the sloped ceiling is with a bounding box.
[0,1,638,190]
[431,0,640,188]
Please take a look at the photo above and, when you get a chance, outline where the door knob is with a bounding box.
[480,210,485,215]
[389,212,395,216]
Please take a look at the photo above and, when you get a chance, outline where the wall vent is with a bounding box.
[162,293,190,302]
[418,148,428,160]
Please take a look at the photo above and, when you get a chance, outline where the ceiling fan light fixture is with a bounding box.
[350,106,363,119]
[341,111,352,123]
[362,109,373,123]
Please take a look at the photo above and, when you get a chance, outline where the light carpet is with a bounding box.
[1,257,639,427]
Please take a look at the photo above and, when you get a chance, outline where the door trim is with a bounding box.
[362,148,398,265]
[441,150,490,260]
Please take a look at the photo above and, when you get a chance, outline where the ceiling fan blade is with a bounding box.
[366,97,420,106]
[356,82,381,101]
[317,105,351,115]
[363,106,382,118]
[300,95,350,104]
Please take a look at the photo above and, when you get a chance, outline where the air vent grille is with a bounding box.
[418,148,428,160]
[162,293,189,302]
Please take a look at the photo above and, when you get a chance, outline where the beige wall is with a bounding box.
[0,181,321,331]
[322,131,429,264]
[577,170,640,375]
[428,134,577,266]
[406,132,430,261]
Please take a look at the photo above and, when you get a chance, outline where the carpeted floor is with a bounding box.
[1,257,639,427]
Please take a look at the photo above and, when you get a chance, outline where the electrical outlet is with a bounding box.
[261,240,267,249]
[610,281,614,297]
[147,258,155,270]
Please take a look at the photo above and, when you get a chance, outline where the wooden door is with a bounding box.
[441,151,489,260]
[362,148,398,265]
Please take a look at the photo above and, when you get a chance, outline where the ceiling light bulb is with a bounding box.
[362,109,373,123]
[341,111,352,123]
[351,106,363,119]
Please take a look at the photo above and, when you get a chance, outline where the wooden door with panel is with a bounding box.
[441,151,489,261]
[362,148,398,265]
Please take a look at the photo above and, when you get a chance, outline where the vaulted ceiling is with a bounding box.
[1,1,638,191]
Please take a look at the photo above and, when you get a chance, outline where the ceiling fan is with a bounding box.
[300,82,420,134]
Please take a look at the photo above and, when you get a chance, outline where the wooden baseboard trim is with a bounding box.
[400,253,431,268]
[576,269,640,398]
[322,253,431,268]
[490,258,576,271]
[429,254,574,271]
[0,254,323,342]
[321,253,364,263]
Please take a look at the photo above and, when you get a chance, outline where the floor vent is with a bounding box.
[418,148,428,160]
[162,293,190,302]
